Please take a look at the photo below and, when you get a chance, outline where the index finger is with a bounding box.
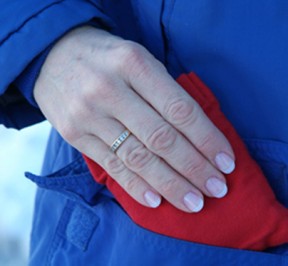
[123,52,235,174]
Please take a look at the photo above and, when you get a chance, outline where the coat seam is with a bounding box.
[0,0,64,47]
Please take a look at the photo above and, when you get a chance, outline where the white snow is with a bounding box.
[0,121,51,265]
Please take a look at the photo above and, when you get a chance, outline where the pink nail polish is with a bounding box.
[183,192,204,212]
[206,177,228,198]
[215,152,235,174]
[144,191,161,208]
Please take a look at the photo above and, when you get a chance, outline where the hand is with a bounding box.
[34,27,235,212]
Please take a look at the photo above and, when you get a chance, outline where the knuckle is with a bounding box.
[146,124,177,152]
[116,41,144,63]
[114,41,151,78]
[160,178,180,196]
[164,97,200,126]
[196,130,219,152]
[89,75,117,102]
[93,74,114,92]
[83,75,125,108]
[122,175,141,192]
[182,158,207,179]
[58,117,81,144]
[123,143,154,172]
[103,155,126,176]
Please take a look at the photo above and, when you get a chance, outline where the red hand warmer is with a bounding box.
[83,72,288,250]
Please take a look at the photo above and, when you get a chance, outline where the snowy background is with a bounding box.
[0,121,51,266]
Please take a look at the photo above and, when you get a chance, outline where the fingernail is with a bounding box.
[184,192,204,212]
[206,177,228,198]
[144,191,161,208]
[215,152,235,174]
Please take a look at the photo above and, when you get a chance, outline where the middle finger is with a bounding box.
[104,86,228,199]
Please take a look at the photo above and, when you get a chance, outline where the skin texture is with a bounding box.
[34,26,235,213]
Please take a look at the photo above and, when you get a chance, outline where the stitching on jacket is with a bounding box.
[45,200,74,266]
[0,0,64,46]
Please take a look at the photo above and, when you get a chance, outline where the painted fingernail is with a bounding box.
[215,152,235,174]
[144,191,161,208]
[206,177,228,198]
[184,192,204,212]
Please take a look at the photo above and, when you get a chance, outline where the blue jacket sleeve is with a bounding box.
[13,45,53,108]
[0,0,112,129]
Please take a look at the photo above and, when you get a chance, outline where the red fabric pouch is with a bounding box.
[83,72,288,250]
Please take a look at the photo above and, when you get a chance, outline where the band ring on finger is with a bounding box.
[110,129,131,153]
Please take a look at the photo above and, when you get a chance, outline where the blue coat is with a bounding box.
[1,1,288,265]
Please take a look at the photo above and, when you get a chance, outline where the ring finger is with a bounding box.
[92,117,205,213]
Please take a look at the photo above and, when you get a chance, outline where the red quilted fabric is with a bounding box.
[83,72,288,250]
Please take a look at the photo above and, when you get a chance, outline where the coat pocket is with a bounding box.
[245,138,288,208]
[244,138,288,255]
[79,197,288,266]
[26,155,107,205]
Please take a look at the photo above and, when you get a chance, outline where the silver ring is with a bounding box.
[110,129,131,153]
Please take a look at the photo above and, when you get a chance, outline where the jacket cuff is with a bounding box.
[0,0,113,129]
[13,19,103,108]
[0,0,113,93]
[13,45,52,108]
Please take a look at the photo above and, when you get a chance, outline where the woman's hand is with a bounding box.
[34,27,235,213]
